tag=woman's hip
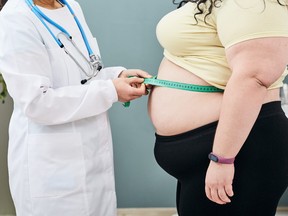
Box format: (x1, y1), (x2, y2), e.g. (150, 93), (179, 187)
(154, 101), (288, 179)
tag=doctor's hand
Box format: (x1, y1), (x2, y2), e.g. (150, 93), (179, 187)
(112, 76), (147, 102)
(205, 161), (234, 205)
(118, 69), (152, 79)
(119, 69), (152, 92)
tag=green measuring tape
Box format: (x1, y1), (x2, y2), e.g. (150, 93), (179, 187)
(123, 76), (224, 107)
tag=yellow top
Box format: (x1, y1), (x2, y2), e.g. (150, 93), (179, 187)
(156, 0), (288, 89)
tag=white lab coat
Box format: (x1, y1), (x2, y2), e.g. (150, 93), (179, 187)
(0, 0), (124, 215)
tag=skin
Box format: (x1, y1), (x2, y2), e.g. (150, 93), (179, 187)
(205, 37), (288, 205)
(33, 0), (151, 103)
(34, 0), (63, 9)
(115, 69), (151, 103)
(148, 36), (288, 205)
(156, 0), (288, 206)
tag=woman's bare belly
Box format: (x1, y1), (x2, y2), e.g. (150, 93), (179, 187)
(148, 57), (280, 136)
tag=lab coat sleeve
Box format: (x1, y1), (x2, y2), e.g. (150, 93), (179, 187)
(0, 12), (119, 125)
(95, 66), (125, 81)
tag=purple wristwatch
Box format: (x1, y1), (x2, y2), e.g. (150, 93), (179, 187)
(208, 152), (235, 164)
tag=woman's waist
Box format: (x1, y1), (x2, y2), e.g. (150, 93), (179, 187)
(148, 85), (222, 135)
(149, 58), (224, 114)
(156, 57), (216, 86)
(148, 86), (280, 115)
(148, 59), (281, 135)
(148, 87), (280, 135)
(153, 57), (280, 104)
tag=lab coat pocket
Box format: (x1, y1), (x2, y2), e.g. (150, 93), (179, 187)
(28, 133), (85, 198)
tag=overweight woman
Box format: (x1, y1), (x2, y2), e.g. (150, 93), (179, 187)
(148, 0), (288, 215)
(0, 0), (150, 215)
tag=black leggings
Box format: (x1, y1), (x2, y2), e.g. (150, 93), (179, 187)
(154, 101), (288, 216)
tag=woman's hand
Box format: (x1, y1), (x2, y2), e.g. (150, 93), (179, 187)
(205, 161), (235, 205)
(113, 69), (152, 102)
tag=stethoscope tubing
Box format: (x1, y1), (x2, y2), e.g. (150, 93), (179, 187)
(60, 0), (93, 56)
(58, 32), (99, 78)
(26, 0), (62, 46)
(26, 0), (69, 47)
(25, 0), (102, 81)
(26, 0), (91, 54)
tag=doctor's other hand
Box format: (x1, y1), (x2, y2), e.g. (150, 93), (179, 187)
(113, 75), (148, 103)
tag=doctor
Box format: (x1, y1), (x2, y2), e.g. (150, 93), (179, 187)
(0, 0), (151, 215)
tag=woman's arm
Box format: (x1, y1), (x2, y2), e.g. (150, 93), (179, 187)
(205, 37), (288, 205)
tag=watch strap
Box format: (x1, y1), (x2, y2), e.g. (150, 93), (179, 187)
(208, 152), (235, 164)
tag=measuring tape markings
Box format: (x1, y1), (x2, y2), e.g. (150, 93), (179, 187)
(123, 76), (224, 107)
(143, 77), (223, 93)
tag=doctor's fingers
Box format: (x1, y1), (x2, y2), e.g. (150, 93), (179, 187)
(121, 69), (152, 79)
(120, 88), (145, 102)
(126, 77), (145, 85)
(127, 77), (148, 92)
(133, 69), (153, 79)
(131, 83), (147, 96)
(113, 79), (146, 102)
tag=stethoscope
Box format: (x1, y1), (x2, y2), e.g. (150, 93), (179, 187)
(25, 0), (103, 84)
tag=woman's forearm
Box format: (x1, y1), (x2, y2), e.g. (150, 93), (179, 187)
(212, 75), (268, 158)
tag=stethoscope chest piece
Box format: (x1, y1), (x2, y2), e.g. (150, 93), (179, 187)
(57, 32), (103, 81)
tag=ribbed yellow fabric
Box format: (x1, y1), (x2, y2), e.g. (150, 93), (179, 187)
(156, 0), (288, 89)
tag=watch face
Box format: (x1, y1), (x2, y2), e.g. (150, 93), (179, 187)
(208, 153), (218, 162)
